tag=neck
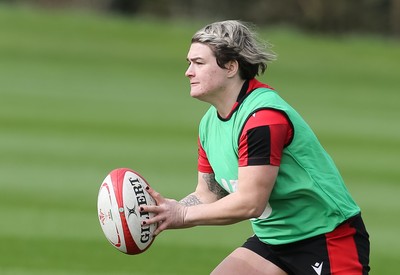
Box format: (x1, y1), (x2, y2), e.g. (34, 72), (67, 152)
(212, 79), (246, 118)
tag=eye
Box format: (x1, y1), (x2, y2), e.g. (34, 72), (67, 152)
(193, 60), (204, 66)
(187, 58), (205, 65)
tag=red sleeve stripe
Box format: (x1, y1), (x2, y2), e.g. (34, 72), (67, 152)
(197, 137), (213, 173)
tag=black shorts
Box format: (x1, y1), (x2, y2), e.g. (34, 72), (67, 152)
(242, 214), (370, 275)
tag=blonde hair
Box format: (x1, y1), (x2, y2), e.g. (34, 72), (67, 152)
(191, 20), (277, 80)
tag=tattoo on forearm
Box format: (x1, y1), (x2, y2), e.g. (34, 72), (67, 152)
(203, 173), (229, 200)
(180, 174), (228, 206)
(179, 194), (202, 206)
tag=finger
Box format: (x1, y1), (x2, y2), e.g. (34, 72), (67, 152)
(146, 186), (163, 203)
(153, 221), (168, 236)
(140, 205), (161, 214)
(142, 215), (164, 227)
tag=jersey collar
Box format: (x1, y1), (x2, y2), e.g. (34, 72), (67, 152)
(218, 78), (274, 121)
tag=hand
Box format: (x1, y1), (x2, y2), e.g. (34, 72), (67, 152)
(140, 186), (188, 236)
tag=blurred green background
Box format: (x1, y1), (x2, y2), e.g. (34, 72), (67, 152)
(0, 3), (399, 275)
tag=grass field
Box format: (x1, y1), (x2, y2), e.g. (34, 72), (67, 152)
(0, 5), (399, 274)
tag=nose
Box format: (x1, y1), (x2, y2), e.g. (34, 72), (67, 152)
(185, 64), (194, 78)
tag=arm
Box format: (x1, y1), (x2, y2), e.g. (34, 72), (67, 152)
(179, 172), (229, 206)
(180, 137), (228, 206)
(142, 165), (278, 235)
(142, 172), (230, 235)
(183, 165), (278, 226)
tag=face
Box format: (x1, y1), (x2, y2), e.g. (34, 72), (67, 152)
(185, 43), (230, 102)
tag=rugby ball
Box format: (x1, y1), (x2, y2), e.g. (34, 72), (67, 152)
(97, 168), (157, 255)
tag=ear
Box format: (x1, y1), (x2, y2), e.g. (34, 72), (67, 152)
(226, 60), (239, 78)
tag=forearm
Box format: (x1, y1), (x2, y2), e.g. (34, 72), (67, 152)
(179, 193), (203, 206)
(179, 173), (228, 207)
(142, 167), (276, 235)
(183, 192), (262, 226)
(180, 170), (268, 226)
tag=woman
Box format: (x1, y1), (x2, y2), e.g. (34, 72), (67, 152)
(141, 20), (370, 275)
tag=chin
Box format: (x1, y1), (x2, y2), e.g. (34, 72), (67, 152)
(190, 93), (200, 99)
(190, 90), (203, 99)
(190, 88), (211, 102)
